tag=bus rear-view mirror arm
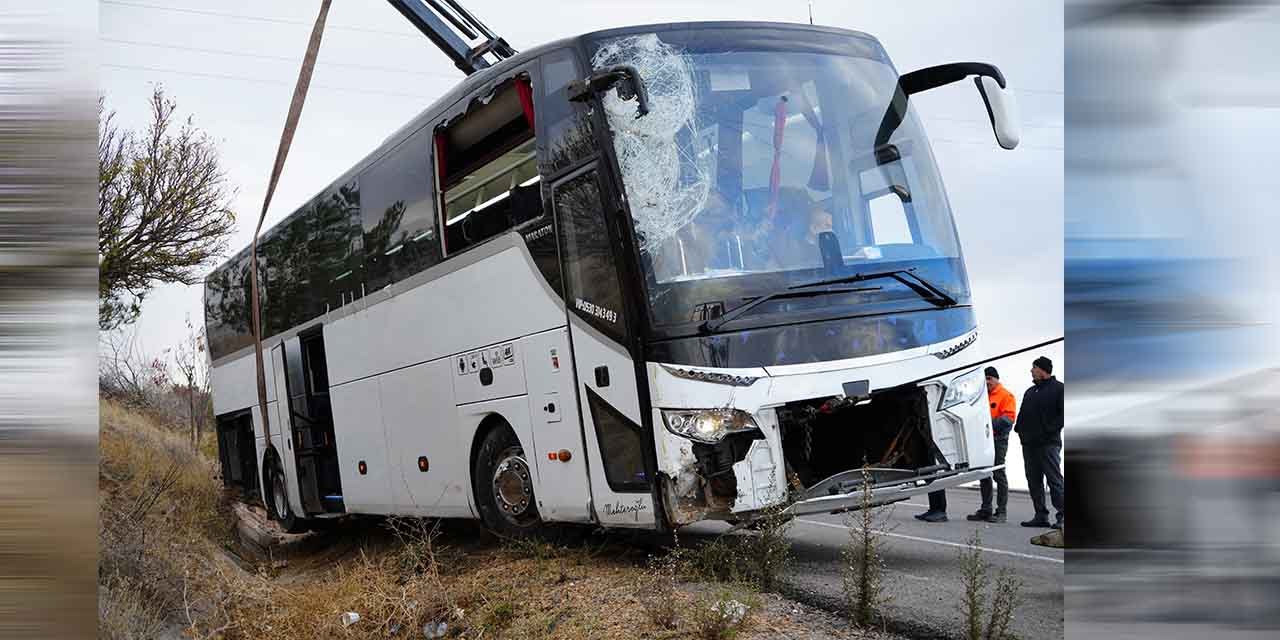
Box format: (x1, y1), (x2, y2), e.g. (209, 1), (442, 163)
(568, 65), (651, 118)
(874, 62), (1020, 157)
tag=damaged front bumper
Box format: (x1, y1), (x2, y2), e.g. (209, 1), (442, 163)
(654, 394), (997, 527)
(785, 465), (1001, 517)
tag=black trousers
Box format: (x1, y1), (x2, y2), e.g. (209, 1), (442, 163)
(928, 488), (947, 513)
(980, 437), (1010, 514)
(1023, 443), (1065, 522)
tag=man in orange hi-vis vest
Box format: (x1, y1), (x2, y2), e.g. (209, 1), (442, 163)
(968, 366), (1016, 523)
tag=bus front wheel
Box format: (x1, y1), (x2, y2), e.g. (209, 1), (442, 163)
(474, 426), (541, 537)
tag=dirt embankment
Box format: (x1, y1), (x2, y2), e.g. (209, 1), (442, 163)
(98, 398), (904, 639)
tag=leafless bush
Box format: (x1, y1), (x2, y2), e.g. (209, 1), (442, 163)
(98, 326), (163, 408)
(958, 531), (1023, 640)
(100, 326), (215, 447)
(842, 467), (894, 628)
(638, 549), (681, 629)
(384, 516), (446, 579)
(691, 587), (758, 640)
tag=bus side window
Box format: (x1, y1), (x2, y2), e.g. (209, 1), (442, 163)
(313, 178), (362, 310)
(439, 75), (542, 255)
(537, 49), (591, 177)
(361, 130), (440, 291)
(555, 168), (628, 342)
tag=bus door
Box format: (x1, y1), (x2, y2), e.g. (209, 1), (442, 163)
(276, 331), (344, 515)
(552, 164), (657, 527)
(269, 343), (304, 516)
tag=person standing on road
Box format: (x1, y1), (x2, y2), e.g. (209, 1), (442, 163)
(915, 487), (949, 523)
(1014, 356), (1065, 530)
(968, 366), (1016, 523)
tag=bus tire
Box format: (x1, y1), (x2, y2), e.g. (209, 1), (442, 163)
(264, 456), (307, 534)
(473, 425), (542, 537)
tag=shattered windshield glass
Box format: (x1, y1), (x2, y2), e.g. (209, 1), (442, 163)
(589, 28), (971, 332)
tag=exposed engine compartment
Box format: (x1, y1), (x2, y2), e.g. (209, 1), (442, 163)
(660, 385), (939, 526)
(778, 385), (936, 493)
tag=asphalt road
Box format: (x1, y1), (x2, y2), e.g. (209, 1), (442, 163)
(687, 488), (1064, 640)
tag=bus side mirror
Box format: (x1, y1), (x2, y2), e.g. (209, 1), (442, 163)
(875, 62), (1020, 153)
(568, 65), (651, 118)
(974, 75), (1020, 150)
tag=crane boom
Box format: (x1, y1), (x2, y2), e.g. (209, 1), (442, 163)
(387, 0), (516, 75)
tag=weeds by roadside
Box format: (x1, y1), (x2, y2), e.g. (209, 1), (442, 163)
(677, 496), (795, 591)
(639, 546), (682, 629)
(841, 467), (893, 628)
(692, 587), (760, 640)
(958, 531), (1023, 640)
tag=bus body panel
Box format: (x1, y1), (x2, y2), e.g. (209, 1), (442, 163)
(330, 376), (397, 514)
(211, 348), (275, 416)
(324, 241), (566, 388)
(381, 359), (472, 517)
(647, 330), (980, 413)
(520, 327), (595, 523)
(568, 316), (657, 527)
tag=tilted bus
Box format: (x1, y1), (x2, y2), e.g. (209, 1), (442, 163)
(205, 21), (1021, 534)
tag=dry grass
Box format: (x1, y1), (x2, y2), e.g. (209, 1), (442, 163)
(690, 586), (761, 640)
(97, 397), (814, 639)
(98, 398), (233, 640)
(675, 500), (794, 592)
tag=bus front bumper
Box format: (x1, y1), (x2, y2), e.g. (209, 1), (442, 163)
(786, 466), (1000, 517)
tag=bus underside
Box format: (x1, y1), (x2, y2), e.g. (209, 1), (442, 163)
(662, 385), (945, 525)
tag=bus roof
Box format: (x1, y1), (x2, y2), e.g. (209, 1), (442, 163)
(208, 21), (882, 276)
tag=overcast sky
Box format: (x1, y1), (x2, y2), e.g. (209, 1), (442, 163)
(99, 0), (1063, 374)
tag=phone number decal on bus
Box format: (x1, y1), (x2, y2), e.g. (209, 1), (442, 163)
(575, 298), (617, 324)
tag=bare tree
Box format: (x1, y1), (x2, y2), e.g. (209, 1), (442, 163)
(99, 325), (166, 408)
(171, 314), (211, 449)
(98, 86), (237, 330)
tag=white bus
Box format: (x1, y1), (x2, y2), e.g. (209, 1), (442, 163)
(205, 21), (1021, 535)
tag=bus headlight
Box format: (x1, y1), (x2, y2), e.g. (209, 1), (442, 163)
(663, 409), (759, 444)
(940, 368), (985, 410)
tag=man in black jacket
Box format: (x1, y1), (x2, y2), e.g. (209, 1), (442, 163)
(1014, 356), (1065, 529)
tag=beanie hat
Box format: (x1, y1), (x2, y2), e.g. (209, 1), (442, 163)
(984, 366), (999, 379)
(1033, 356), (1053, 375)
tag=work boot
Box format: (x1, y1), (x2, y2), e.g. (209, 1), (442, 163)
(915, 511), (948, 523)
(1021, 518), (1052, 528)
(966, 510), (992, 522)
(987, 511), (1007, 523)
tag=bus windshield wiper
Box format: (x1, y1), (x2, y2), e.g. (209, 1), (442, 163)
(790, 268), (958, 308)
(700, 284), (879, 334)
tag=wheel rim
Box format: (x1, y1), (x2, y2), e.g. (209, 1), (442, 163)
(491, 447), (534, 524)
(272, 468), (288, 518)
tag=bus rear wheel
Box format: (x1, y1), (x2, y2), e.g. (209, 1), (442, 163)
(264, 457), (307, 534)
(474, 426), (541, 537)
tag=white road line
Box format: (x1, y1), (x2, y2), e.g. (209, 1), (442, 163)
(796, 519), (1065, 564)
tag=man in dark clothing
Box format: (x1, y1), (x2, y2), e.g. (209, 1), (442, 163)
(1014, 356), (1065, 529)
(969, 366), (1015, 523)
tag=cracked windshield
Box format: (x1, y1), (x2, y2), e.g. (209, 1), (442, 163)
(594, 33), (971, 330)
